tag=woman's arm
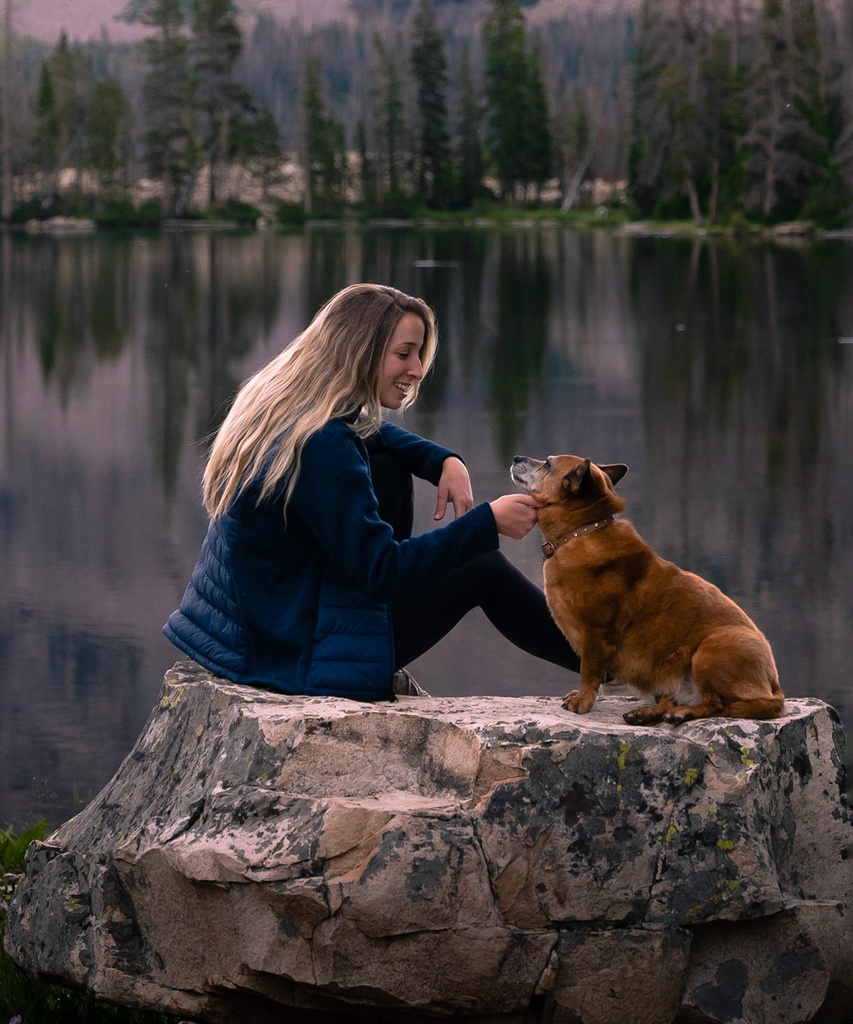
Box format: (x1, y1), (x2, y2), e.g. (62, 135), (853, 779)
(289, 421), (498, 603)
(375, 421), (458, 484)
(377, 422), (475, 519)
(434, 456), (474, 520)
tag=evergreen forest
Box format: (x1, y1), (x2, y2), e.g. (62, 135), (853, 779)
(0, 0), (851, 228)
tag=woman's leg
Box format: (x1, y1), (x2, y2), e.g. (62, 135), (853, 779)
(366, 446), (577, 675)
(390, 551), (581, 673)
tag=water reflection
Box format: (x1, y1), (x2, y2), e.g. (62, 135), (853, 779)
(0, 226), (850, 829)
(626, 238), (853, 754)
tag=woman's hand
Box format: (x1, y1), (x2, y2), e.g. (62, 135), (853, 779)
(435, 456), (474, 520)
(489, 494), (542, 539)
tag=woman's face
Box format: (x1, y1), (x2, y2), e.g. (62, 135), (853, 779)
(378, 312), (425, 409)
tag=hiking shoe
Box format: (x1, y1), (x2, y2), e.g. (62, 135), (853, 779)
(392, 668), (430, 696)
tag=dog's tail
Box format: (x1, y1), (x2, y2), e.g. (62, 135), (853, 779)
(726, 695), (786, 720)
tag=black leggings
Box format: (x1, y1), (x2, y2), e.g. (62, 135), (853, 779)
(391, 550), (581, 673)
(369, 446), (580, 675)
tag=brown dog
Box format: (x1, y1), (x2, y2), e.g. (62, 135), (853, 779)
(510, 455), (785, 725)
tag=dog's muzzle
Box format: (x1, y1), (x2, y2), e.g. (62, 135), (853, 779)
(511, 456), (542, 491)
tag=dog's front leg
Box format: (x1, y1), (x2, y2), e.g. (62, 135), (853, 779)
(562, 639), (610, 714)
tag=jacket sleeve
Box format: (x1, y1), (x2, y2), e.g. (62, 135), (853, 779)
(288, 420), (498, 603)
(374, 421), (460, 485)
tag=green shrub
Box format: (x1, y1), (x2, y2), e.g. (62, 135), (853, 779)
(210, 198), (262, 224)
(274, 200), (307, 226)
(368, 188), (420, 219)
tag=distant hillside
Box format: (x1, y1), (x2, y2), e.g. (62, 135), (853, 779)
(235, 0), (635, 174)
(13, 0), (636, 179)
(17, 0), (640, 43)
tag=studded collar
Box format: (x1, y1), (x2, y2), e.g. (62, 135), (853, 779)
(541, 514), (619, 559)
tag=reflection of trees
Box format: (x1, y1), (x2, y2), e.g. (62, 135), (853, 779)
(2, 231), (283, 504)
(614, 235), (853, 750)
(304, 228), (351, 322)
(488, 232), (553, 460)
(297, 228), (493, 430)
(142, 235), (203, 501)
(3, 235), (136, 407)
(413, 230), (489, 419)
(141, 232), (282, 502)
(631, 236), (852, 619)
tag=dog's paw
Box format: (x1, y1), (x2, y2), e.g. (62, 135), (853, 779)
(562, 689), (595, 714)
(623, 707), (665, 726)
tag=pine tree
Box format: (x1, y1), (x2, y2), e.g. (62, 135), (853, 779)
(190, 0), (247, 205)
(630, 0), (739, 224)
(355, 120), (375, 208)
(740, 0), (839, 220)
(556, 82), (598, 212)
(452, 44), (483, 208)
(789, 0), (847, 222)
(302, 51), (346, 214)
(47, 32), (95, 190)
(628, 0), (671, 215)
(410, 0), (451, 207)
(32, 63), (60, 187)
(698, 29), (748, 224)
(1, 0), (12, 221)
(371, 32), (406, 200)
(744, 0), (796, 217)
(832, 0), (853, 214)
(525, 39), (554, 199)
(234, 107), (283, 198)
(140, 0), (195, 216)
(482, 0), (530, 198)
(85, 78), (134, 190)
(482, 0), (551, 200)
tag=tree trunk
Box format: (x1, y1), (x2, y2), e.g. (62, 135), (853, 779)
(762, 83), (781, 218)
(162, 166), (173, 217)
(708, 156), (719, 225)
(683, 166), (703, 227)
(560, 102), (602, 213)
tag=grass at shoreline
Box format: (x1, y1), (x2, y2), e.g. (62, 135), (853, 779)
(7, 182), (852, 235)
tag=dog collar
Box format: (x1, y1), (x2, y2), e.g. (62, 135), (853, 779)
(541, 514), (619, 559)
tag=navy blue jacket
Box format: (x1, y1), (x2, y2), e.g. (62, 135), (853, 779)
(163, 419), (499, 700)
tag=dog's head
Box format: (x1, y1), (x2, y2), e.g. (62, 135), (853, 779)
(511, 455), (628, 513)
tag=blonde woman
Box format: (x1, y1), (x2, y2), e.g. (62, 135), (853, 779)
(164, 283), (580, 699)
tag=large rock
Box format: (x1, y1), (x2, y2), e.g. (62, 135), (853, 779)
(5, 661), (851, 1024)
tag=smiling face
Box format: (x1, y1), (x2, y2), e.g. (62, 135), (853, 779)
(378, 312), (425, 409)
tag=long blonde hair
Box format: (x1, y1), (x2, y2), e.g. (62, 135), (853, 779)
(203, 283), (438, 519)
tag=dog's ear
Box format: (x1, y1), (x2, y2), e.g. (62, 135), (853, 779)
(599, 463), (629, 487)
(563, 459), (591, 495)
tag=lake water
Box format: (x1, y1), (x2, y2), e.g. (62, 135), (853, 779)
(1, 225), (851, 829)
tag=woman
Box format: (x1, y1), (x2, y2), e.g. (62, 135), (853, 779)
(164, 283), (580, 700)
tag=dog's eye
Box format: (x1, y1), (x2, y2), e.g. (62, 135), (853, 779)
(544, 459), (552, 471)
